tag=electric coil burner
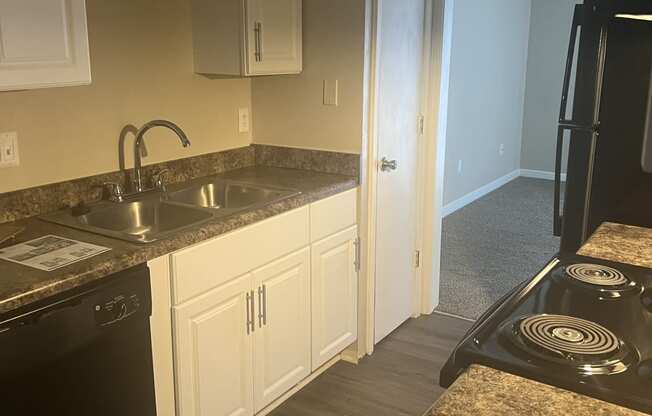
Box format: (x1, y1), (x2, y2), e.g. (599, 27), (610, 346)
(506, 314), (636, 376)
(565, 264), (629, 286)
(554, 261), (643, 298)
(440, 254), (652, 414)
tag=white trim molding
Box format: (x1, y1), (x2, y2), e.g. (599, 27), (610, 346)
(442, 169), (520, 217)
(442, 168), (568, 218)
(520, 169), (567, 182)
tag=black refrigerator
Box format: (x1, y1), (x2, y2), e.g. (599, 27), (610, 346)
(555, 0), (652, 253)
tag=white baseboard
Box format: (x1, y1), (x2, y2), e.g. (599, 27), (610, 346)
(520, 169), (567, 182)
(442, 168), (568, 218)
(442, 169), (520, 218)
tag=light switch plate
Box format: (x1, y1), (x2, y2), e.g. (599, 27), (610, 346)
(238, 107), (250, 133)
(323, 80), (339, 106)
(0, 131), (19, 168)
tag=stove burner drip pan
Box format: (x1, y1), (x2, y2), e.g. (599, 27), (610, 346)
(555, 263), (643, 298)
(505, 314), (637, 376)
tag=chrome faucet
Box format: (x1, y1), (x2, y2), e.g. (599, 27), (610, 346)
(132, 120), (191, 192)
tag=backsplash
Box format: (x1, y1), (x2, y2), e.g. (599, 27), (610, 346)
(0, 145), (360, 223)
(0, 147), (255, 224)
(254, 144), (360, 177)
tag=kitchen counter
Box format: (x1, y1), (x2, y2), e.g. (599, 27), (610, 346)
(578, 222), (652, 268)
(0, 166), (357, 316)
(427, 221), (652, 416)
(427, 365), (646, 416)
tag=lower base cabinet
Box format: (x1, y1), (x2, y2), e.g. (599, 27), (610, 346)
(311, 226), (358, 370)
(174, 273), (255, 416)
(253, 248), (311, 412)
(173, 248), (311, 416)
(171, 190), (358, 416)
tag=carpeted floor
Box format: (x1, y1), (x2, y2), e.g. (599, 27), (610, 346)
(436, 177), (561, 320)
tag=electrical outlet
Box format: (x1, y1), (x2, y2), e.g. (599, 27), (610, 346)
(0, 131), (19, 168)
(499, 143), (505, 156)
(457, 159), (463, 175)
(238, 108), (250, 133)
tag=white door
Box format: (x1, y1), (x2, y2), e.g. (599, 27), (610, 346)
(311, 226), (358, 370)
(0, 0), (91, 91)
(174, 273), (254, 416)
(252, 248), (311, 412)
(373, 0), (425, 343)
(244, 0), (302, 75)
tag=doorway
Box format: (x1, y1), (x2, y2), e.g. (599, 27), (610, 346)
(436, 0), (578, 319)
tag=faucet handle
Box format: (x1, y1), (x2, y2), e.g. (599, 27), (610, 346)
(151, 169), (170, 192)
(101, 182), (125, 202)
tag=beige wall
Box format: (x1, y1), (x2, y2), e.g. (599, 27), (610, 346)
(251, 0), (365, 154)
(0, 0), (251, 193)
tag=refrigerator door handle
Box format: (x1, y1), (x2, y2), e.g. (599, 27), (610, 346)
(553, 4), (583, 236)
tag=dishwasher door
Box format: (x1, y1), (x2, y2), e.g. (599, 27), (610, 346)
(0, 265), (156, 416)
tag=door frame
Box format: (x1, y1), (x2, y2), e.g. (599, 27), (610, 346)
(356, 0), (454, 356)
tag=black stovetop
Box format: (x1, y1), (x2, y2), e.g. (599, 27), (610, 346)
(441, 253), (652, 414)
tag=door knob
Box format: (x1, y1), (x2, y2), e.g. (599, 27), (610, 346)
(380, 157), (398, 172)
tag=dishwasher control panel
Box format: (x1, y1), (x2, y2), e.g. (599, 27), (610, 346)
(94, 293), (142, 326)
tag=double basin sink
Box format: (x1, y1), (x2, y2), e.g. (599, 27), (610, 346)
(41, 178), (300, 244)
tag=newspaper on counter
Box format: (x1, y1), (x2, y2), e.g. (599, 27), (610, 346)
(0, 235), (111, 271)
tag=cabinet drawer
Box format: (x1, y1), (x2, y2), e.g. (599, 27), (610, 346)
(171, 206), (309, 304)
(310, 188), (357, 242)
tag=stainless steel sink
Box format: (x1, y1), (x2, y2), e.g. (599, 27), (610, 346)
(166, 180), (300, 213)
(40, 179), (300, 244)
(41, 196), (214, 244)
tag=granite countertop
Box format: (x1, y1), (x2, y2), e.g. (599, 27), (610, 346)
(0, 166), (357, 316)
(427, 222), (652, 416)
(578, 222), (652, 268)
(427, 365), (646, 416)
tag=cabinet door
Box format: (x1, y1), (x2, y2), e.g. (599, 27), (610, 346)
(244, 0), (302, 75)
(174, 273), (255, 416)
(0, 0), (91, 91)
(311, 226), (358, 370)
(252, 248), (311, 412)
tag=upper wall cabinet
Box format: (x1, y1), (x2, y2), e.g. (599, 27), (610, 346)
(0, 0), (91, 91)
(191, 0), (302, 77)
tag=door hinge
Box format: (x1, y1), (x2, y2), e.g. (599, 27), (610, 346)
(353, 237), (361, 273)
(417, 114), (425, 136)
(414, 250), (421, 269)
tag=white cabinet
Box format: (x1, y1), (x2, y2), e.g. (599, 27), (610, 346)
(174, 273), (255, 416)
(252, 248), (310, 412)
(171, 190), (358, 416)
(191, 0), (302, 76)
(310, 226), (358, 370)
(244, 0), (302, 76)
(0, 0), (91, 91)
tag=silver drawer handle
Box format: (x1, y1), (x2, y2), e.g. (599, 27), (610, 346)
(380, 157), (398, 172)
(254, 22), (263, 62)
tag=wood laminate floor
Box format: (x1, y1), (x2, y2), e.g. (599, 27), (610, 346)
(269, 312), (474, 416)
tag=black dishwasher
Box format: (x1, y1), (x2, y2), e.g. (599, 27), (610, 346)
(0, 265), (156, 416)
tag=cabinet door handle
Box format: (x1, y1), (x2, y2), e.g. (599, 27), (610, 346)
(262, 284), (267, 326)
(254, 22), (263, 62)
(249, 290), (256, 332)
(257, 286), (264, 328)
(246, 292), (253, 334)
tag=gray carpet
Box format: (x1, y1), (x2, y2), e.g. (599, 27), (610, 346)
(436, 177), (560, 320)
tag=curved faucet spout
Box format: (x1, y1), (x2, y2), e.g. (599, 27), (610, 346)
(132, 120), (191, 192)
